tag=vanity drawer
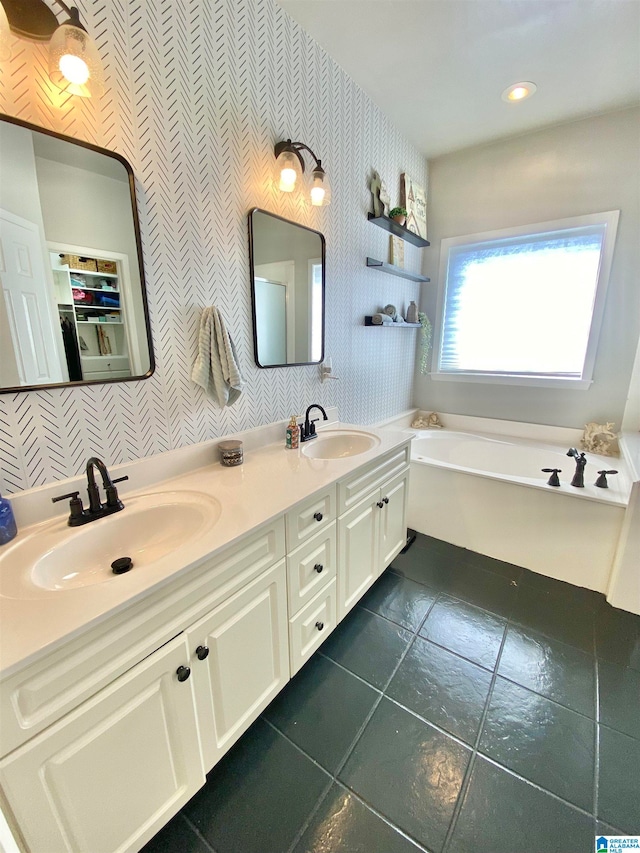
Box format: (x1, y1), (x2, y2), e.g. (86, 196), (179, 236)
(288, 578), (337, 676)
(338, 444), (410, 514)
(285, 486), (336, 550)
(0, 518), (285, 756)
(286, 522), (336, 616)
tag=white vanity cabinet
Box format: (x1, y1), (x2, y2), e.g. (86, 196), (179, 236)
(0, 435), (411, 853)
(0, 635), (204, 853)
(337, 446), (410, 620)
(285, 487), (338, 675)
(185, 559), (289, 771)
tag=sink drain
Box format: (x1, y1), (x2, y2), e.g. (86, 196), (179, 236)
(111, 557), (133, 575)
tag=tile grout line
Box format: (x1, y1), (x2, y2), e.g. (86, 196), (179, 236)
(441, 599), (513, 852)
(284, 593), (443, 853)
(180, 813), (219, 853)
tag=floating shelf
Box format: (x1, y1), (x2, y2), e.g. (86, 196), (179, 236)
(366, 257), (430, 283)
(364, 316), (421, 327)
(367, 213), (430, 248)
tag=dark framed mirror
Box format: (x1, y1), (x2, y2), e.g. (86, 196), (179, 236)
(248, 208), (325, 368)
(0, 114), (154, 392)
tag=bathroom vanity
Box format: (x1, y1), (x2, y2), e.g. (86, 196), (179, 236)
(0, 424), (410, 853)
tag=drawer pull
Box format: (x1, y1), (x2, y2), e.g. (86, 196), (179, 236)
(314, 512), (323, 522)
(383, 497), (389, 504)
(196, 645), (209, 661)
(377, 501), (384, 509)
(176, 665), (191, 682)
(314, 563), (324, 574)
(315, 621), (324, 631)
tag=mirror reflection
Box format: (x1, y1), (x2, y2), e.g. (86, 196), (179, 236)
(0, 115), (153, 391)
(249, 208), (325, 367)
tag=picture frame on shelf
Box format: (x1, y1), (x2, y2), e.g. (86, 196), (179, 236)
(390, 235), (404, 268)
(401, 173), (427, 239)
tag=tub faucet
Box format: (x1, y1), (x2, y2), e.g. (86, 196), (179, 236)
(566, 448), (587, 488)
(301, 404), (328, 442)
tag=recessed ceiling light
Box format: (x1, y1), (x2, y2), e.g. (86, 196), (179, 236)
(501, 82), (537, 103)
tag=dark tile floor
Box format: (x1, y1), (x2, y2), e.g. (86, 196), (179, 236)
(142, 534), (640, 853)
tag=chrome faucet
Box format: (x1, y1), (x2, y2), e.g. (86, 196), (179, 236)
(301, 404), (328, 442)
(52, 458), (128, 526)
(566, 448), (587, 487)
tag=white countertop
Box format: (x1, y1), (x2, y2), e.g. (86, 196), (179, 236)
(0, 423), (409, 678)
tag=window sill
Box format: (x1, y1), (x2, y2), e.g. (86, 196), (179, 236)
(429, 371), (593, 390)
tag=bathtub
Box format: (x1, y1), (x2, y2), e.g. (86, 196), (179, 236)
(406, 428), (631, 594)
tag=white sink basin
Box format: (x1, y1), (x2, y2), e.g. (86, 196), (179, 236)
(301, 429), (380, 460)
(0, 491), (221, 599)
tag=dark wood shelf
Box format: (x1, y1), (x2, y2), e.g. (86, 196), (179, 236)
(364, 316), (421, 327)
(366, 257), (430, 283)
(367, 213), (430, 248)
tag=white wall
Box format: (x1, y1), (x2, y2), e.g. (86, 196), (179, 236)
(0, 0), (427, 494)
(416, 108), (640, 429)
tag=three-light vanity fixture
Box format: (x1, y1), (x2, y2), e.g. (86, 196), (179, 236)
(0, 0), (104, 97)
(274, 139), (331, 207)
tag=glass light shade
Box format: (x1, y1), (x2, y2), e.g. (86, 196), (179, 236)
(0, 2), (12, 62)
(49, 22), (104, 97)
(275, 149), (302, 192)
(310, 167), (331, 207)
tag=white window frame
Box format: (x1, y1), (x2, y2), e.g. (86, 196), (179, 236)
(431, 210), (620, 390)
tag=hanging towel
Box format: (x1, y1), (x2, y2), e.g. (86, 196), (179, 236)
(192, 306), (245, 407)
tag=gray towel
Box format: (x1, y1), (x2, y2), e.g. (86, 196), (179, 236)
(371, 312), (393, 325)
(192, 306), (245, 407)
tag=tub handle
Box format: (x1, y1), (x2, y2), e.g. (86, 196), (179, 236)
(595, 470), (618, 488)
(542, 468), (562, 487)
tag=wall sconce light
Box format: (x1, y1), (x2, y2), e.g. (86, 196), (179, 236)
(274, 139), (331, 207)
(0, 0), (104, 97)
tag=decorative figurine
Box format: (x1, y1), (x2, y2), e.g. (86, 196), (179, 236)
(411, 411), (443, 429)
(370, 171), (383, 217)
(580, 422), (619, 456)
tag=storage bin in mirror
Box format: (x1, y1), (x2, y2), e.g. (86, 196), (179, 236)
(248, 208), (325, 367)
(0, 114), (154, 392)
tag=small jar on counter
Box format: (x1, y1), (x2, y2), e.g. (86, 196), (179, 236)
(218, 440), (243, 467)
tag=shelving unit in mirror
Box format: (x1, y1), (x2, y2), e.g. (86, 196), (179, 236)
(51, 251), (132, 382)
(366, 257), (430, 283)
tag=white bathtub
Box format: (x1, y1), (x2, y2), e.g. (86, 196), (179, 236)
(407, 429), (631, 594)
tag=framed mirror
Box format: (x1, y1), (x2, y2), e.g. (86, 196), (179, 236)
(248, 208), (325, 368)
(0, 114), (154, 392)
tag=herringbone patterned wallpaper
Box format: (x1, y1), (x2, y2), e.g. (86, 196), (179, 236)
(0, 0), (427, 493)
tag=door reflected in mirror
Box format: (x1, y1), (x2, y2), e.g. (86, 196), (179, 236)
(248, 208), (325, 367)
(0, 115), (154, 392)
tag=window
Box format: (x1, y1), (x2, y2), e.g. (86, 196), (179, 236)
(433, 211), (620, 389)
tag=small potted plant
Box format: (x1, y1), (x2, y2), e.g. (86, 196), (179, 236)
(389, 206), (408, 226)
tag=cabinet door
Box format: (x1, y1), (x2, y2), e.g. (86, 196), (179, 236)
(378, 471), (409, 574)
(338, 496), (379, 621)
(187, 560), (289, 771)
(0, 635), (204, 853)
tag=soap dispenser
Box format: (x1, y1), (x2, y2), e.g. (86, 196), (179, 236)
(0, 492), (17, 545)
(286, 416), (300, 450)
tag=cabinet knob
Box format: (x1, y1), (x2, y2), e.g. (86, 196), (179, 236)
(176, 665), (191, 682)
(314, 512), (323, 522)
(195, 645), (209, 661)
(315, 621), (324, 631)
(314, 563), (324, 573)
(377, 501), (384, 509)
(383, 497), (389, 504)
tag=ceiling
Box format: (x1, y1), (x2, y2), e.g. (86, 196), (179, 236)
(275, 0), (640, 159)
